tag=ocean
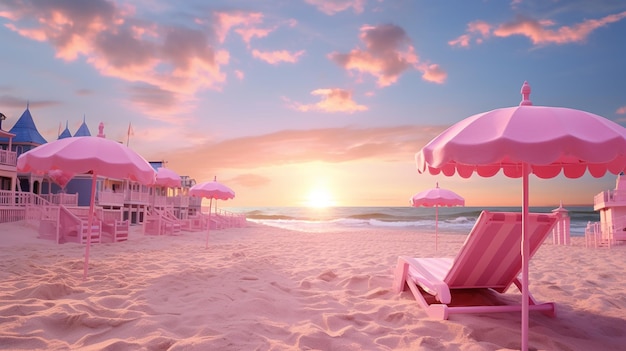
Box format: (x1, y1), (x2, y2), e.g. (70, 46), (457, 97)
(223, 206), (598, 236)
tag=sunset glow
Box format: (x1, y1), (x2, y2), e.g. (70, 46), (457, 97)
(304, 187), (336, 208)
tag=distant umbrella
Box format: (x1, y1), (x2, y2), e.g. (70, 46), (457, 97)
(410, 182), (464, 251)
(189, 176), (235, 249)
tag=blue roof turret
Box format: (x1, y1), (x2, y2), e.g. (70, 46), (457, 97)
(58, 120), (72, 139)
(0, 104), (47, 144)
(73, 115), (91, 137)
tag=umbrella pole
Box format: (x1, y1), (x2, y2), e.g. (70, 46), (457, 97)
(521, 163), (530, 351)
(83, 173), (97, 280)
(435, 205), (439, 251)
(206, 198), (213, 249)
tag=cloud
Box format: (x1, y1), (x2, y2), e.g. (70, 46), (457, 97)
(329, 24), (444, 86)
(160, 125), (446, 174)
(0, 1), (271, 118)
(419, 63), (447, 84)
(125, 84), (195, 123)
(213, 10), (265, 44)
(227, 173), (272, 188)
(617, 106), (626, 115)
(75, 89), (94, 96)
(252, 49), (305, 64)
(0, 95), (60, 109)
(305, 0), (365, 15)
(449, 20), (492, 47)
(450, 11), (626, 47)
(495, 12), (626, 45)
(285, 88), (367, 113)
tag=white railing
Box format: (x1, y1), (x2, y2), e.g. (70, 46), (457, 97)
(586, 214), (626, 248)
(98, 191), (125, 206)
(0, 149), (17, 166)
(0, 190), (52, 207)
(125, 189), (151, 204)
(594, 189), (626, 207)
(168, 195), (190, 208)
(42, 193), (78, 206)
(0, 207), (25, 222)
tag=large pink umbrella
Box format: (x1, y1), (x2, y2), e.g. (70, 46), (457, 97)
(189, 176), (235, 249)
(17, 136), (156, 279)
(410, 182), (464, 251)
(416, 81), (626, 350)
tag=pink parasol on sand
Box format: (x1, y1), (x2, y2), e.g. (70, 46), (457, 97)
(416, 81), (626, 350)
(17, 136), (156, 279)
(410, 182), (464, 251)
(189, 176), (235, 249)
(155, 167), (182, 188)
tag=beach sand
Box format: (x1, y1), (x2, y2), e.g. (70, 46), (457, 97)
(0, 220), (625, 350)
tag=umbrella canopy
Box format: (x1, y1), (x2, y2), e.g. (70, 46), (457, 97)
(410, 182), (464, 251)
(415, 81), (626, 350)
(155, 167), (182, 188)
(17, 136), (156, 279)
(47, 169), (75, 191)
(410, 182), (465, 207)
(189, 176), (235, 248)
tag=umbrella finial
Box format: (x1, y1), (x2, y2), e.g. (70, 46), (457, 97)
(520, 81), (532, 106)
(97, 122), (105, 138)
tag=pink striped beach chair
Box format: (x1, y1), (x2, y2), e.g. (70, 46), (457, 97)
(393, 211), (558, 320)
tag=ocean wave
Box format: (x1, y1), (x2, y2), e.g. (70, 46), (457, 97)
(235, 206), (594, 236)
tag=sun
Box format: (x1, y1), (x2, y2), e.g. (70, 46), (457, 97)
(305, 188), (335, 208)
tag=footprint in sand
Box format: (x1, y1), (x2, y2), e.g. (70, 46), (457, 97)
(317, 270), (338, 282)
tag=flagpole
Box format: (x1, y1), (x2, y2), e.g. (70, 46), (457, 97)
(127, 122), (132, 147)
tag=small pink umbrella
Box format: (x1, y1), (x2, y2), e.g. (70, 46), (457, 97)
(155, 167), (182, 188)
(410, 182), (464, 251)
(17, 136), (156, 279)
(153, 167), (182, 204)
(189, 176), (235, 249)
(416, 81), (626, 350)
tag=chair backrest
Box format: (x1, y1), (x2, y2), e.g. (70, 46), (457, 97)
(445, 211), (558, 291)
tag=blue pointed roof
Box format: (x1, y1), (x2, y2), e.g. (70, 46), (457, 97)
(0, 106), (47, 144)
(58, 121), (72, 139)
(73, 115), (91, 137)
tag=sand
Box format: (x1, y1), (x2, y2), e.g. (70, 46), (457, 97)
(0, 220), (625, 350)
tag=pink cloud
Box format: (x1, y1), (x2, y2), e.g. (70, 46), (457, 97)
(495, 12), (626, 45)
(419, 63), (447, 84)
(228, 173), (272, 188)
(305, 0), (365, 15)
(451, 12), (626, 48)
(160, 125), (445, 174)
(252, 49), (305, 64)
(449, 20), (492, 48)
(617, 106), (626, 115)
(213, 11), (264, 44)
(330, 24), (444, 86)
(0, 1), (255, 118)
(235, 27), (274, 45)
(234, 70), (245, 80)
(286, 88), (368, 113)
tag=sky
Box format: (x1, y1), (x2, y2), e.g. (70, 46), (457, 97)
(1, 0), (626, 208)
